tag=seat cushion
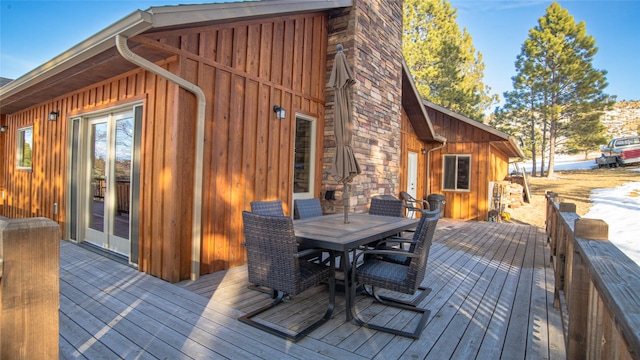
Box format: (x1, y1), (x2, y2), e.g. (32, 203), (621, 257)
(356, 259), (415, 294)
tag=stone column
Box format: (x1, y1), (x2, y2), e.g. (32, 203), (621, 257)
(325, 0), (404, 214)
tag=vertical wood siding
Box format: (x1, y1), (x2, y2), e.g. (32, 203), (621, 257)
(137, 13), (328, 279)
(400, 109), (428, 201)
(2, 12), (329, 282)
(2, 70), (151, 232)
(425, 108), (510, 221)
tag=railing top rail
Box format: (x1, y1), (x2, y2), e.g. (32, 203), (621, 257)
(575, 237), (640, 356)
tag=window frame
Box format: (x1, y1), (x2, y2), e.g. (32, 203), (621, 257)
(17, 126), (34, 170)
(442, 154), (471, 192)
(291, 113), (317, 202)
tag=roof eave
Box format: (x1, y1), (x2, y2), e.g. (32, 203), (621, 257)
(0, 0), (353, 109)
(0, 10), (153, 101)
(148, 0), (353, 28)
(401, 60), (443, 143)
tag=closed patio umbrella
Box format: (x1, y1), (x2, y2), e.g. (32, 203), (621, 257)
(329, 44), (360, 223)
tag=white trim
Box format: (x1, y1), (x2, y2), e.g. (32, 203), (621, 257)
(292, 113), (318, 202)
(442, 154), (472, 192)
(16, 126), (34, 170)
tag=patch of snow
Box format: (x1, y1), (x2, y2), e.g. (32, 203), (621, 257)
(584, 178), (640, 267)
(509, 155), (598, 174)
(515, 154), (599, 173)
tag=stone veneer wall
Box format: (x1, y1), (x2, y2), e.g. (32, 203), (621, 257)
(323, 0), (404, 214)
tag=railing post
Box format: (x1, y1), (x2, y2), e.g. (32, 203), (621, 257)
(1, 217), (60, 360)
(553, 202), (577, 309)
(567, 218), (608, 360)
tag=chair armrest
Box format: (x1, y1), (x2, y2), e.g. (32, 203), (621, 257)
(376, 238), (417, 248)
(352, 248), (417, 272)
(294, 248), (327, 258)
(364, 249), (418, 258)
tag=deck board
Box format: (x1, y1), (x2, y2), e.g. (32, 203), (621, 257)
(59, 220), (566, 359)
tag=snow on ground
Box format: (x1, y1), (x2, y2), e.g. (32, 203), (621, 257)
(584, 175), (640, 267)
(516, 154), (598, 173)
(516, 154), (640, 267)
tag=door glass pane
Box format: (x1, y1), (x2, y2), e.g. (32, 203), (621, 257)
(89, 122), (107, 231)
(294, 119), (312, 193)
(112, 117), (133, 239)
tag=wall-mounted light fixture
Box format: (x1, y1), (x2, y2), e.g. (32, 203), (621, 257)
(273, 105), (286, 120)
(0, 125), (8, 132)
(48, 110), (60, 121)
(421, 148), (427, 155)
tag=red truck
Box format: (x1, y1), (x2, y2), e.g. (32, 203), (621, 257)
(596, 135), (640, 167)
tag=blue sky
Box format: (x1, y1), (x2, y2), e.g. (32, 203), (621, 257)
(449, 0), (640, 107)
(1, 0), (639, 111)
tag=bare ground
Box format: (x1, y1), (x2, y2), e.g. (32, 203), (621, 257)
(505, 165), (640, 228)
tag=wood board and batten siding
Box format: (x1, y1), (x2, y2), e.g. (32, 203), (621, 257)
(1, 12), (329, 282)
(137, 13), (329, 278)
(399, 108), (428, 201)
(426, 107), (511, 221)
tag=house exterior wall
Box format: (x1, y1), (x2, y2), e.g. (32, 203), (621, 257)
(0, 12), (330, 282)
(426, 107), (511, 221)
(142, 12), (329, 278)
(400, 108), (428, 201)
(0, 69), (154, 227)
(324, 0), (404, 214)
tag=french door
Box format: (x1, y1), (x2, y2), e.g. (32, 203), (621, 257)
(83, 111), (133, 256)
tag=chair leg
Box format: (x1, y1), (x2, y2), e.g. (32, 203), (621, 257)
(349, 286), (431, 339)
(247, 284), (277, 298)
(374, 285), (432, 307)
(239, 281), (335, 342)
(350, 291), (430, 339)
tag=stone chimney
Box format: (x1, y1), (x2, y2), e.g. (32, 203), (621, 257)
(325, 0), (404, 213)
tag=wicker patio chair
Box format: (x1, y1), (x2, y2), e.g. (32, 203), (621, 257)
(400, 191), (429, 218)
(247, 200), (286, 295)
(294, 198), (323, 219)
(250, 200), (284, 216)
(349, 214), (439, 339)
(371, 209), (440, 306)
(369, 196), (404, 217)
(239, 211), (335, 342)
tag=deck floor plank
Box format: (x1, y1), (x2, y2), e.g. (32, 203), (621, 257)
(59, 220), (565, 359)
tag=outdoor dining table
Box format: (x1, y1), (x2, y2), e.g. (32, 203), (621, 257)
(294, 213), (419, 321)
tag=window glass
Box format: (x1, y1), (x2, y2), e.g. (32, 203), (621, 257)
(443, 154), (471, 191)
(17, 127), (33, 168)
(293, 118), (312, 193)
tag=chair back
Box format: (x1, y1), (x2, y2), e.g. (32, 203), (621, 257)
(421, 208), (440, 219)
(294, 198), (323, 219)
(369, 197), (404, 217)
(400, 191), (421, 208)
(250, 200), (284, 216)
(242, 211), (300, 294)
(406, 215), (439, 291)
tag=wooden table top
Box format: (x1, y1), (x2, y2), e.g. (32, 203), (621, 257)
(294, 213), (418, 252)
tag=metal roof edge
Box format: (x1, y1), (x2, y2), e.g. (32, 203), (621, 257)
(0, 10), (153, 101)
(1, 0), (353, 104)
(149, 0), (352, 27)
(402, 60), (443, 143)
(421, 99), (512, 141)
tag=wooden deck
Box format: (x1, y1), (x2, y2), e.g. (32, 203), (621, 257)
(59, 220), (566, 359)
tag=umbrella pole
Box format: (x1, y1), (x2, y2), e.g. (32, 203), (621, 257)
(343, 181), (349, 223)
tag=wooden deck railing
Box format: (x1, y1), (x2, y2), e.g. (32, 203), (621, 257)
(546, 192), (640, 359)
(1, 217), (60, 359)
